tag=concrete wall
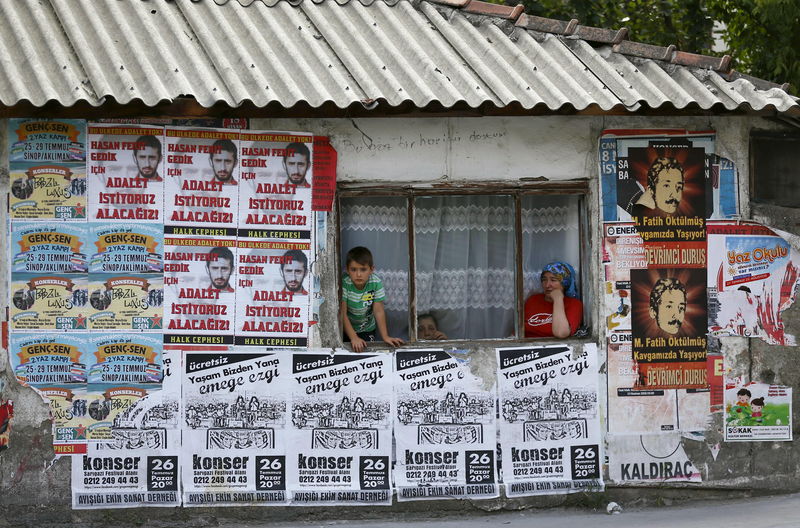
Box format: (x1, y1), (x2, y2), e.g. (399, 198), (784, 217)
(2, 114), (800, 521)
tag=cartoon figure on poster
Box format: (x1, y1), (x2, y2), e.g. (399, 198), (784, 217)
(724, 381), (792, 441)
(630, 269), (707, 389)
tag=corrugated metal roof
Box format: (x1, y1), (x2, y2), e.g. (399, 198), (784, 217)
(0, 0), (797, 115)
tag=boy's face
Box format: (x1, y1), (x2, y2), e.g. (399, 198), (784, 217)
(737, 393), (750, 405)
(418, 317), (438, 340)
(346, 261), (373, 289)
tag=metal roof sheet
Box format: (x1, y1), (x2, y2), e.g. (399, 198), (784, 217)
(0, 0), (797, 115)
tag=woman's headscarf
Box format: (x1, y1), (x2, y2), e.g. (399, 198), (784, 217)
(541, 262), (579, 299)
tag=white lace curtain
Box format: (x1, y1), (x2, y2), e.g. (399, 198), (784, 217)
(340, 194), (581, 340)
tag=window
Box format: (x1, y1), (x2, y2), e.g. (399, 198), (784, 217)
(339, 188), (588, 341)
(751, 131), (800, 208)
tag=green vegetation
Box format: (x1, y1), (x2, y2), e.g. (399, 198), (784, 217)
(506, 0), (800, 91)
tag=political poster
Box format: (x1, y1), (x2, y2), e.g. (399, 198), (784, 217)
(708, 221), (800, 345)
(10, 333), (88, 389)
(11, 222), (88, 275)
(630, 268), (708, 389)
(497, 345), (603, 496)
(607, 432), (701, 483)
(89, 223), (163, 275)
(288, 352), (393, 506)
(393, 349), (498, 501)
(181, 351), (289, 506)
(238, 131), (313, 231)
(233, 238), (311, 347)
(724, 380), (792, 442)
(8, 119), (87, 220)
(72, 349), (181, 509)
(163, 228), (237, 346)
(164, 127), (239, 228)
(87, 124), (164, 223)
(9, 274), (88, 331)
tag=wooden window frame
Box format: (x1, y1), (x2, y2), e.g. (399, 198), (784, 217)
(337, 181), (590, 344)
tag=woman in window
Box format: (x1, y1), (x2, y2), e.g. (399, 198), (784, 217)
(524, 262), (582, 338)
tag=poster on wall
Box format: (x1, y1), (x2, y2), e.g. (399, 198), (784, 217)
(496, 345), (603, 496)
(237, 131), (313, 230)
(393, 349), (498, 501)
(8, 119), (87, 220)
(88, 223), (163, 275)
(630, 268), (708, 389)
(9, 274), (89, 331)
(87, 274), (163, 331)
(87, 124), (164, 222)
(72, 349), (181, 509)
(724, 380), (792, 442)
(162, 229), (237, 346)
(708, 221), (800, 345)
(164, 127), (239, 228)
(607, 432), (701, 483)
(181, 351), (289, 506)
(233, 239), (311, 347)
(288, 352), (393, 506)
(10, 334), (88, 389)
(11, 223), (88, 275)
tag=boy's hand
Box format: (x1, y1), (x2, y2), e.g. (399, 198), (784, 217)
(351, 337), (367, 352)
(384, 336), (405, 347)
(429, 331), (448, 340)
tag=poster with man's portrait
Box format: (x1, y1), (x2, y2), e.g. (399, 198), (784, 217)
(631, 268), (708, 389)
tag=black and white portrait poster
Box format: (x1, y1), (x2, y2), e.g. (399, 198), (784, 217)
(496, 345), (603, 496)
(72, 349), (181, 509)
(288, 352), (392, 506)
(393, 349), (498, 501)
(181, 351), (289, 506)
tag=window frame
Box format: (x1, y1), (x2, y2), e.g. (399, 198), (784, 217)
(337, 181), (590, 344)
(750, 130), (800, 208)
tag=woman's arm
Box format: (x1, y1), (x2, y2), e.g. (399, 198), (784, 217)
(549, 289), (571, 338)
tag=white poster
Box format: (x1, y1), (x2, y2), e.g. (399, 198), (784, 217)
(496, 345), (603, 496)
(181, 350), (289, 506)
(288, 352), (392, 506)
(608, 432), (701, 483)
(71, 349), (181, 508)
(393, 349), (498, 501)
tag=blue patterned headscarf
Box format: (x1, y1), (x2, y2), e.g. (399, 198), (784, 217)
(541, 262), (579, 299)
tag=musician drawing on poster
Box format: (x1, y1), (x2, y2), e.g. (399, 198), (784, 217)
(502, 386), (596, 442)
(87, 125), (164, 223)
(630, 268), (707, 389)
(87, 274), (163, 331)
(10, 274), (88, 331)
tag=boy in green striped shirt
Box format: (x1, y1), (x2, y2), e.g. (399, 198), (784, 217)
(340, 246), (405, 352)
